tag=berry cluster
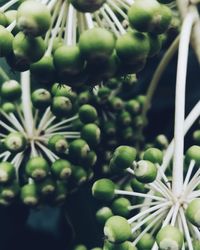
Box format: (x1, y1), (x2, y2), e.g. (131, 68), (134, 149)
(0, 0), (173, 87)
(0, 71), (100, 207)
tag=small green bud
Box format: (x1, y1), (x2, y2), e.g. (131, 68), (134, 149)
(79, 104), (98, 124)
(25, 156), (49, 180)
(186, 199), (200, 227)
(134, 160), (157, 183)
(96, 207), (113, 225)
(51, 159), (72, 180)
(111, 198), (131, 217)
(143, 148), (163, 164)
(92, 179), (115, 201)
(104, 216), (132, 243)
(156, 225), (183, 250)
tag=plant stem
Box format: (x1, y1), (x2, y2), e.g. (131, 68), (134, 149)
(115, 189), (167, 201)
(180, 207), (193, 250)
(162, 100), (200, 173)
(21, 71), (34, 137)
(172, 12), (197, 196)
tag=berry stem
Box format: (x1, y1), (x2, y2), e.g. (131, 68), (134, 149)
(45, 0), (62, 44)
(45, 115), (78, 133)
(21, 71), (34, 137)
(170, 202), (179, 226)
(0, 0), (19, 12)
(6, 20), (16, 32)
(182, 160), (195, 191)
(128, 201), (171, 224)
(65, 4), (76, 45)
(115, 189), (167, 201)
(131, 206), (167, 233)
(107, 0), (128, 19)
(179, 207), (193, 250)
(172, 12), (196, 196)
(162, 100), (200, 173)
(47, 0), (58, 11)
(0, 120), (17, 132)
(133, 210), (167, 246)
(103, 4), (126, 34)
(45, 1), (66, 56)
(84, 13), (95, 29)
(100, 8), (120, 37)
(36, 141), (58, 162)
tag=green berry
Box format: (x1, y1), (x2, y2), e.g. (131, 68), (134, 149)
(51, 96), (72, 116)
(128, 0), (172, 34)
(4, 132), (27, 153)
(96, 207), (113, 225)
(143, 148), (163, 164)
(79, 28), (115, 61)
(79, 104), (98, 124)
(73, 245), (87, 250)
(1, 80), (21, 100)
(51, 159), (72, 180)
(186, 199), (200, 227)
(126, 100), (140, 115)
(185, 146), (200, 165)
(92, 179), (115, 201)
(31, 88), (52, 110)
(1, 181), (20, 201)
(81, 123), (101, 146)
(130, 178), (146, 193)
(110, 146), (137, 171)
(111, 198), (131, 217)
(71, 0), (105, 12)
(30, 56), (56, 84)
(12, 32), (46, 63)
(134, 160), (157, 183)
(156, 225), (183, 250)
(25, 157), (49, 180)
(48, 135), (68, 154)
(116, 31), (150, 64)
(17, 0), (51, 36)
(0, 25), (14, 57)
(0, 162), (15, 183)
(54, 45), (85, 76)
(193, 130), (200, 144)
(38, 177), (56, 196)
(137, 233), (154, 250)
(69, 139), (90, 160)
(104, 216), (132, 243)
(104, 240), (137, 250)
(1, 102), (16, 113)
(21, 183), (39, 206)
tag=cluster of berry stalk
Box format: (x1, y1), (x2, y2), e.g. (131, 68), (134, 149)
(1, 0), (200, 250)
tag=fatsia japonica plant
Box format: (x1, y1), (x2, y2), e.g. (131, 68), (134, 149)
(91, 1), (200, 250)
(0, 0), (200, 249)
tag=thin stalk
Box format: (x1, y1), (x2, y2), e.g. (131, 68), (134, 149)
(128, 201), (171, 224)
(183, 160), (195, 191)
(0, 0), (19, 12)
(172, 12), (197, 196)
(115, 189), (167, 201)
(180, 207), (193, 250)
(21, 71), (34, 137)
(162, 100), (200, 173)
